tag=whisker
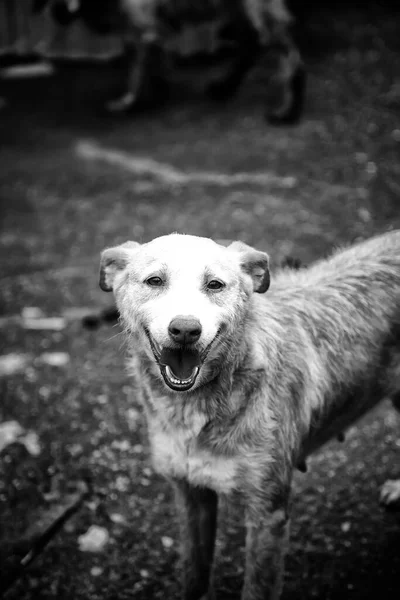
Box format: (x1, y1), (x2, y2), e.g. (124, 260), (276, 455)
(104, 330), (125, 343)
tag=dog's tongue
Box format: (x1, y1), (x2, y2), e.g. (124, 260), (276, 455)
(159, 347), (201, 380)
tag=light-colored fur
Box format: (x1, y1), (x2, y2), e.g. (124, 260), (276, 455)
(100, 231), (400, 600)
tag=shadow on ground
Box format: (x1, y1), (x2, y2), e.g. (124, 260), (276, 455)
(0, 2), (400, 599)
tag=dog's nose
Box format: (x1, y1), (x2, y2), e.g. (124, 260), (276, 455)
(168, 316), (202, 344)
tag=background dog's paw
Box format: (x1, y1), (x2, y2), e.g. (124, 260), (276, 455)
(198, 593), (215, 600)
(380, 479), (400, 508)
(105, 92), (136, 113)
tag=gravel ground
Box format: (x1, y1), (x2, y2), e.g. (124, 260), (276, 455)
(1, 2), (400, 599)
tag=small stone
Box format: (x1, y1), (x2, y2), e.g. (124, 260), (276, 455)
(161, 536), (174, 549)
(115, 475), (130, 492)
(78, 525), (109, 552)
(140, 569), (149, 578)
(110, 513), (126, 524)
(358, 208), (371, 223)
(0, 354), (30, 377)
(111, 439), (131, 452)
(90, 567), (104, 577)
(341, 521), (351, 533)
(0, 420), (24, 451)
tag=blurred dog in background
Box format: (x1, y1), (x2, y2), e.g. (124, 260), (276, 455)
(34, 0), (305, 122)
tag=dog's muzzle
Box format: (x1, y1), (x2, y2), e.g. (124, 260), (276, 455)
(145, 328), (221, 392)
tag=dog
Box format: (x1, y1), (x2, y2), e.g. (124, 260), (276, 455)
(99, 231), (400, 600)
(36, 0), (304, 123)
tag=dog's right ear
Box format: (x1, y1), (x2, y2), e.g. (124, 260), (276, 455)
(99, 241), (140, 292)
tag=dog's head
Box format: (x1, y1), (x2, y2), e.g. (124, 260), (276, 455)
(99, 234), (269, 393)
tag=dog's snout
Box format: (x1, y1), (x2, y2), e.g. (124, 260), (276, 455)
(168, 316), (202, 344)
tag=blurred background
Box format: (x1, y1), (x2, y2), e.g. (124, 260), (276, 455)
(1, 1), (400, 599)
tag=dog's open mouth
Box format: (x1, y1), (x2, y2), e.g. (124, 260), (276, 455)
(159, 347), (201, 392)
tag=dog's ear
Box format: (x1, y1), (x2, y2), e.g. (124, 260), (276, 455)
(99, 241), (140, 292)
(228, 241), (270, 293)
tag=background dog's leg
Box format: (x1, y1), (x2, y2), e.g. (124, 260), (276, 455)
(242, 497), (290, 600)
(173, 480), (218, 600)
(263, 32), (305, 125)
(207, 16), (260, 102)
(380, 393), (400, 508)
(106, 40), (167, 113)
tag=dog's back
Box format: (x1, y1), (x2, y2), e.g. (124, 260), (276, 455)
(253, 230), (400, 454)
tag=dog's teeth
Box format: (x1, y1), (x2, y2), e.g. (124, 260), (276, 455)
(165, 365), (199, 386)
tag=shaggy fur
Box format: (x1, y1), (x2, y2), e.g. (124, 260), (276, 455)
(40, 0), (304, 122)
(99, 231), (400, 600)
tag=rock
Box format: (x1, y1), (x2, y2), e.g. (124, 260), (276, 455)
(78, 526), (109, 552)
(0, 354), (30, 377)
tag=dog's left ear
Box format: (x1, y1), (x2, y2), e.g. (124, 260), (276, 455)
(99, 241), (140, 292)
(228, 241), (270, 293)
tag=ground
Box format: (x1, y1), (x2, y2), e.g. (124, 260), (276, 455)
(1, 1), (400, 599)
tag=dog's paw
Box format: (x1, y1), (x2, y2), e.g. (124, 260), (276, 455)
(198, 592), (215, 600)
(105, 92), (136, 113)
(380, 479), (400, 508)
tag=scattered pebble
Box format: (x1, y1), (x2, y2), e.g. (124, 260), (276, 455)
(96, 394), (108, 405)
(85, 500), (100, 512)
(341, 521), (351, 533)
(0, 421), (40, 455)
(67, 443), (83, 457)
(161, 536), (174, 549)
(110, 513), (126, 524)
(111, 439), (131, 452)
(358, 208), (371, 223)
(0, 420), (24, 451)
(0, 353), (30, 376)
(140, 569), (149, 578)
(40, 352), (70, 367)
(115, 475), (130, 492)
(78, 525), (110, 552)
(90, 566), (104, 577)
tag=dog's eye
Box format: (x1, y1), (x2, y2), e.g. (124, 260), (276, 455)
(145, 276), (163, 287)
(207, 280), (225, 291)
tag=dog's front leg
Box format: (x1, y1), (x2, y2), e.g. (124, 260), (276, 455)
(106, 39), (167, 113)
(242, 494), (290, 600)
(173, 479), (218, 600)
